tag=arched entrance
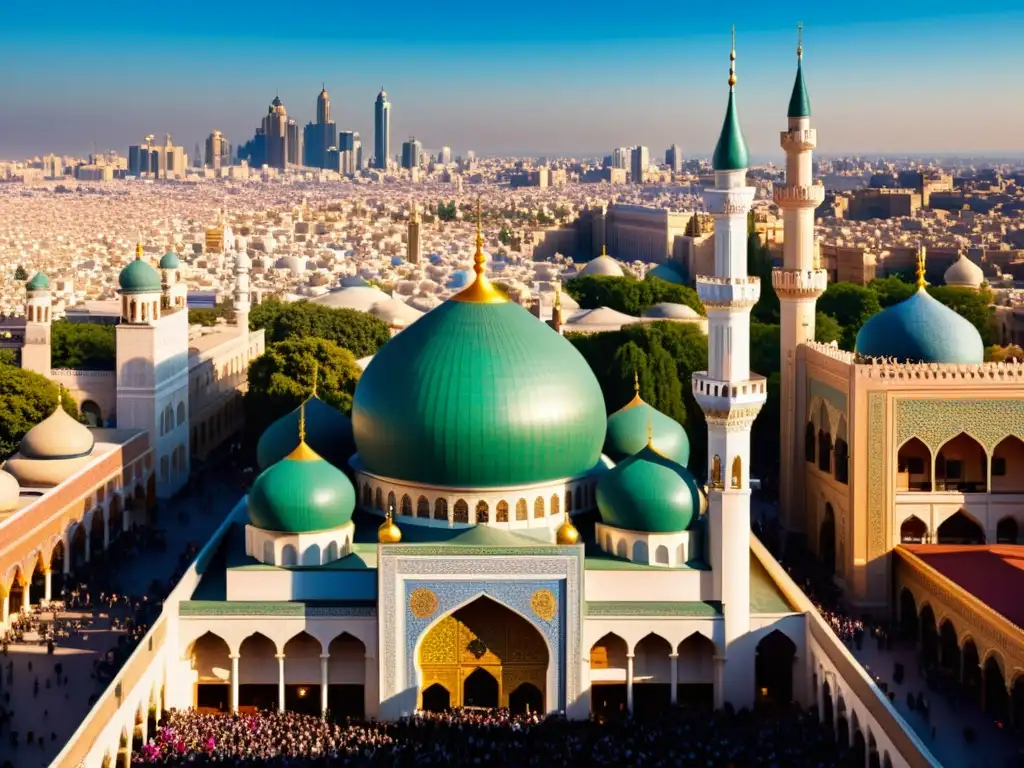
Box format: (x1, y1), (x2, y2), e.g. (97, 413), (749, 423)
(937, 511), (984, 544)
(899, 588), (918, 642)
(819, 504), (836, 577)
(416, 596), (548, 711)
(189, 632), (231, 711)
(822, 681), (834, 730)
(900, 515), (928, 544)
(983, 656), (1007, 720)
(590, 632), (628, 718)
(996, 516), (1018, 544)
(508, 682), (543, 714)
(422, 683), (450, 712)
(939, 621), (959, 674)
(81, 400), (103, 427)
(754, 630), (796, 708)
(962, 639), (981, 695)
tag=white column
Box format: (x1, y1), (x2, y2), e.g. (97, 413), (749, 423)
(320, 655), (330, 716)
(154, 690), (163, 726)
(230, 654), (240, 713)
(669, 653), (678, 705)
(626, 653), (635, 714)
(1, 593), (8, 628)
(276, 654), (286, 712)
(43, 569), (51, 605)
(20, 580), (30, 615)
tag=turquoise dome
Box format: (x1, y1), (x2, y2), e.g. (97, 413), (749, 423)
(119, 258), (162, 294)
(26, 272), (49, 291)
(248, 442), (355, 533)
(647, 262), (689, 285)
(256, 396), (355, 471)
(352, 298), (607, 487)
(605, 394), (690, 466)
(159, 251), (181, 269)
(596, 444), (701, 533)
(855, 288), (984, 364)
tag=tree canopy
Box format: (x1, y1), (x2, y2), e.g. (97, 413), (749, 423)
(51, 320), (116, 371)
(563, 275), (704, 318)
(985, 344), (1024, 362)
(747, 231), (779, 324)
(0, 364), (79, 459)
(14, 265), (27, 281)
(436, 201), (458, 222)
(248, 300), (391, 358)
(243, 337), (362, 446)
(189, 299), (236, 328)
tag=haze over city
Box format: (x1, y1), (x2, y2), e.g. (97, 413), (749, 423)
(2, 1), (1023, 159)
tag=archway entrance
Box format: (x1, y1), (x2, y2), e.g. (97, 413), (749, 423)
(417, 596), (549, 711)
(508, 683), (543, 714)
(755, 630), (796, 708)
(819, 504), (836, 577)
(937, 511), (984, 544)
(463, 668), (499, 708)
(899, 588), (918, 642)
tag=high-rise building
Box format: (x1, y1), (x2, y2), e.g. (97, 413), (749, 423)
(303, 86), (338, 170)
(630, 145), (649, 183)
(401, 138), (421, 170)
(773, 29), (826, 530)
(438, 146), (452, 165)
(407, 206), (422, 264)
(354, 134), (363, 170)
(128, 134), (186, 179)
(205, 131), (229, 170)
(286, 120), (302, 166)
(666, 144), (683, 174)
(261, 96), (289, 170)
(374, 88), (391, 170)
(338, 131), (358, 176)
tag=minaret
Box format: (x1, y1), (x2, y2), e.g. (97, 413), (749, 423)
(22, 272), (52, 375)
(234, 247), (251, 335)
(407, 205), (422, 264)
(692, 28), (766, 711)
(773, 24), (827, 535)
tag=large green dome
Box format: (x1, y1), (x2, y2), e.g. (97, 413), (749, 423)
(256, 396), (355, 471)
(855, 288), (984, 364)
(119, 257), (162, 294)
(605, 394), (690, 466)
(248, 442), (355, 533)
(596, 444), (701, 533)
(352, 299), (607, 486)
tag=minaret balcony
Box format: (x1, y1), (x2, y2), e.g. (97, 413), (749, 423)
(772, 183), (825, 208)
(692, 372), (768, 423)
(771, 268), (828, 299)
(696, 275), (760, 309)
(780, 128), (817, 152)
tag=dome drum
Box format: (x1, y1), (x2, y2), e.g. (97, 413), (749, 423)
(245, 521), (355, 567)
(594, 521), (701, 568)
(3, 455), (93, 489)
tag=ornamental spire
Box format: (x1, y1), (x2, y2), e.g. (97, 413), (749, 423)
(788, 23), (812, 118)
(135, 242), (143, 261)
(916, 244), (928, 290)
(298, 400), (306, 443)
(728, 25), (736, 88)
(451, 198), (506, 304)
(634, 369), (640, 396)
(712, 26), (750, 172)
(311, 361), (319, 398)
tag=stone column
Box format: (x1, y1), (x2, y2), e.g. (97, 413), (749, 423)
(63, 535), (71, 576)
(230, 654), (240, 713)
(364, 653), (379, 719)
(43, 569), (51, 605)
(154, 687), (163, 726)
(320, 655), (330, 716)
(20, 577), (30, 615)
(103, 513), (110, 549)
(626, 653), (635, 714)
(84, 532), (91, 564)
(669, 653), (678, 705)
(276, 654), (286, 712)
(712, 656), (726, 711)
(1, 592), (8, 628)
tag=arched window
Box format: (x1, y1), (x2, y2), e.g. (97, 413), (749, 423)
(387, 491), (397, 513)
(476, 501), (489, 523)
(362, 484), (372, 508)
(835, 440), (850, 484)
(731, 456), (742, 489)
(417, 496), (430, 518)
(818, 428), (832, 473)
(401, 494), (412, 516)
(534, 497), (545, 518)
(434, 498), (448, 520)
(516, 499), (528, 521)
(496, 501), (509, 522)
(453, 500), (469, 523)
(176, 402), (186, 426)
(375, 488), (384, 511)
(550, 495), (560, 516)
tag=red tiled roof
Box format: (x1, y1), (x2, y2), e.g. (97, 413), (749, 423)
(902, 544), (1024, 628)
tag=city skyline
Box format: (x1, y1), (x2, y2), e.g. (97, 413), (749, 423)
(1, 5), (1022, 159)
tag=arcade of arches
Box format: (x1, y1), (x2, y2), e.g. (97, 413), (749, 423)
(189, 630), (368, 719)
(588, 629), (797, 717)
(417, 597), (548, 713)
(820, 680), (893, 768)
(896, 433), (1024, 495)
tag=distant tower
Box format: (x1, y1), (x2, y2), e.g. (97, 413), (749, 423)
(374, 88), (391, 170)
(692, 29), (765, 711)
(773, 24), (827, 535)
(234, 248), (251, 335)
(317, 84), (330, 125)
(22, 272), (52, 375)
(407, 206), (422, 264)
(262, 95), (288, 170)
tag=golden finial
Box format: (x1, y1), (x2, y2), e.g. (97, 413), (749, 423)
(621, 369), (645, 411)
(311, 361), (319, 398)
(378, 505), (402, 544)
(797, 22), (803, 59)
(728, 26), (737, 88)
(556, 516), (580, 546)
(57, 386), (63, 407)
(451, 197), (507, 304)
(916, 245), (927, 290)
(135, 242), (144, 261)
(285, 400), (319, 461)
(554, 284), (562, 311)
(633, 370), (640, 396)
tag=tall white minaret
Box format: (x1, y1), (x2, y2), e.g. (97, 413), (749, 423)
(234, 248), (251, 335)
(773, 25), (826, 535)
(692, 28), (766, 711)
(22, 272), (52, 375)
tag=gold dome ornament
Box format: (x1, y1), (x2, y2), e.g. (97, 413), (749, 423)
(378, 506), (402, 543)
(555, 516), (580, 545)
(451, 198), (507, 304)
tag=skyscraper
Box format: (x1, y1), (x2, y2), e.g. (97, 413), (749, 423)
(666, 144), (683, 174)
(612, 147), (630, 170)
(128, 134), (186, 178)
(401, 138), (421, 170)
(338, 131), (357, 176)
(205, 131), (229, 170)
(374, 88), (391, 170)
(261, 96), (288, 170)
(303, 85), (338, 170)
(630, 145), (649, 184)
(438, 146), (452, 165)
(407, 206), (422, 264)
(286, 120), (302, 166)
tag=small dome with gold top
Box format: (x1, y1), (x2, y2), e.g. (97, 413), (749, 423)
(555, 516), (580, 545)
(119, 243), (162, 295)
(377, 508), (402, 544)
(605, 373), (690, 466)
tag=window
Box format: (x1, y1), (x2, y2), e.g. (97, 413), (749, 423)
(516, 499), (528, 521)
(534, 497), (545, 518)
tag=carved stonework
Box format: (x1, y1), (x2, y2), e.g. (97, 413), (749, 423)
(409, 588), (439, 619)
(867, 393), (886, 556)
(895, 398), (1024, 452)
(531, 589), (557, 622)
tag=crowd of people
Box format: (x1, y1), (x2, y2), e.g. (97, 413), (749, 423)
(134, 706), (855, 767)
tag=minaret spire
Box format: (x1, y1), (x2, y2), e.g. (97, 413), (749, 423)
(713, 27), (749, 172)
(451, 198), (506, 304)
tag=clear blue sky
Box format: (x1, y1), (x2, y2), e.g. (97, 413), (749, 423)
(0, 1), (1021, 159)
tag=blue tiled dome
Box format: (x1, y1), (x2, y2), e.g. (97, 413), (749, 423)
(855, 288), (984, 364)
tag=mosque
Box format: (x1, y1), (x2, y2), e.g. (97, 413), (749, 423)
(5, 32), (955, 768)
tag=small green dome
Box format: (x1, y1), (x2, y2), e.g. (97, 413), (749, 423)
(788, 60), (811, 118)
(159, 251), (181, 269)
(647, 262), (689, 285)
(248, 442), (355, 533)
(119, 258), (162, 294)
(855, 288), (984, 364)
(256, 396), (355, 471)
(605, 395), (690, 466)
(26, 272), (49, 291)
(352, 299), (607, 487)
(712, 89), (749, 172)
(596, 444), (701, 533)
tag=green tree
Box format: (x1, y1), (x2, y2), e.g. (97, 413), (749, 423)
(815, 312), (843, 344)
(0, 349), (18, 366)
(244, 337), (362, 445)
(498, 226), (511, 246)
(14, 265), (28, 281)
(869, 276), (916, 308)
(563, 275), (704, 317)
(50, 321), (116, 371)
(436, 201), (457, 222)
(189, 299), (236, 327)
(747, 232), (779, 323)
(985, 344), (1024, 362)
(250, 301), (391, 358)
(610, 341), (651, 409)
(818, 282), (881, 349)
(750, 323), (781, 377)
(0, 367), (79, 459)
(926, 285), (995, 345)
